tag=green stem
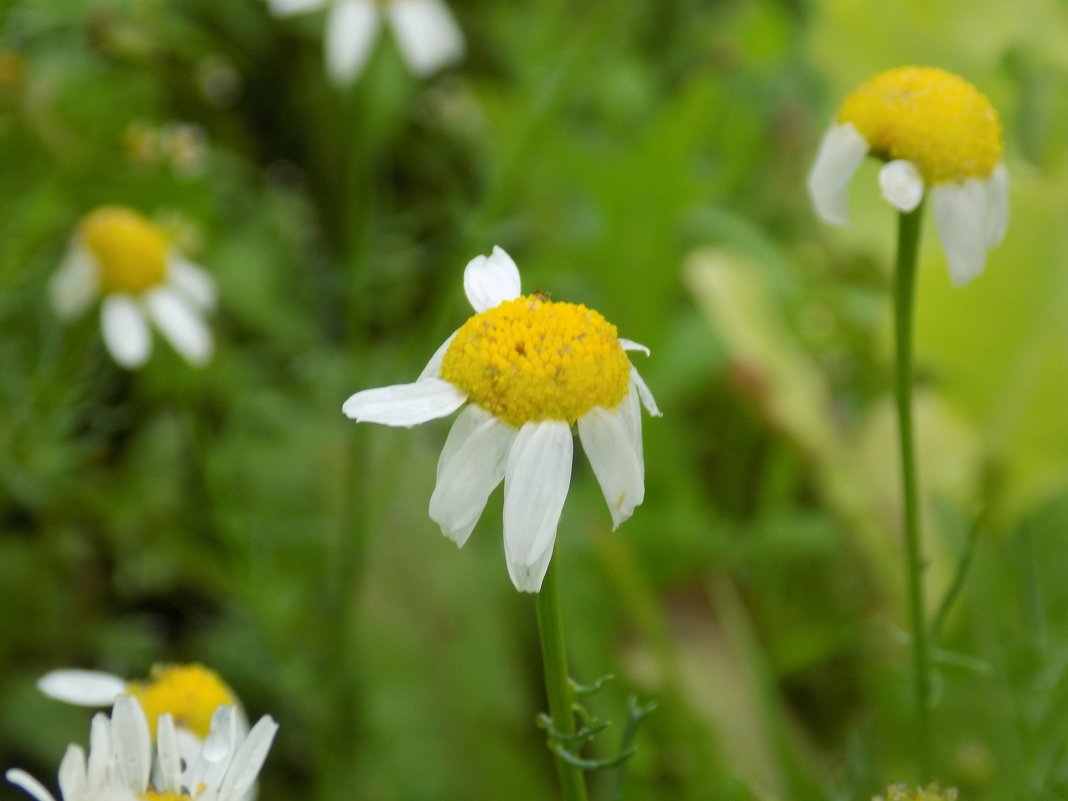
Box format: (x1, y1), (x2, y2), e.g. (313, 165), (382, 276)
(536, 559), (590, 801)
(893, 201), (931, 781)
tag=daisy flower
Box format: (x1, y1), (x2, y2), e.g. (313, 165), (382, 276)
(807, 66), (1009, 286)
(342, 247), (661, 593)
(50, 206), (216, 369)
(6, 695), (278, 801)
(268, 0), (465, 87)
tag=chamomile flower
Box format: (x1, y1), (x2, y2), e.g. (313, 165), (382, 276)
(268, 0), (464, 86)
(50, 206), (216, 368)
(342, 247), (661, 593)
(808, 66), (1009, 286)
(6, 696), (277, 801)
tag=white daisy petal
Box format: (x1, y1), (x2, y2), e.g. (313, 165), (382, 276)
(156, 715), (183, 795)
(807, 122), (869, 226)
(342, 377), (467, 425)
(430, 405), (515, 546)
(189, 706), (237, 795)
(578, 405), (644, 529)
(629, 364), (661, 417)
(49, 246), (99, 320)
(619, 383), (644, 474)
(110, 696), (151, 792)
(218, 716), (280, 800)
(385, 0), (465, 77)
(167, 257), (217, 312)
(879, 159), (925, 212)
(56, 745), (86, 800)
(37, 669), (127, 706)
(325, 0), (381, 86)
(619, 338), (650, 356)
(85, 714), (111, 791)
(463, 246), (521, 312)
(267, 0), (327, 16)
(101, 295), (151, 369)
(145, 287), (214, 367)
(932, 180), (989, 286)
(418, 331), (457, 380)
(983, 162), (1010, 248)
(503, 421), (573, 593)
(5, 769), (58, 801)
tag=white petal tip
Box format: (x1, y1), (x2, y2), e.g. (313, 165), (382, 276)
(879, 159), (925, 212)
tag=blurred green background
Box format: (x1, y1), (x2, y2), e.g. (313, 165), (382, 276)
(4, 0), (1068, 799)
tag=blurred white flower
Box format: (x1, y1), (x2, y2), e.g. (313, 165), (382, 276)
(6, 695), (277, 801)
(50, 206), (216, 369)
(342, 247), (660, 593)
(268, 0), (465, 86)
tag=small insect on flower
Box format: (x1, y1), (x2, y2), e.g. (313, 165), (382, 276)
(50, 206), (216, 369)
(266, 0), (465, 87)
(342, 247), (661, 593)
(807, 66), (1009, 286)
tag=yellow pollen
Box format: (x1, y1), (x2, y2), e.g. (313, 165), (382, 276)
(80, 206), (169, 294)
(440, 295), (631, 427)
(141, 793), (188, 801)
(127, 664), (237, 739)
(837, 66), (1002, 184)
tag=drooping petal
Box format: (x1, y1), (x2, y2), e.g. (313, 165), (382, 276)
(418, 331), (457, 380)
(5, 769), (58, 801)
(342, 378), (466, 425)
(578, 405), (644, 529)
(618, 383), (644, 474)
(325, 0), (381, 86)
(983, 162), (1010, 248)
(267, 0), (327, 16)
(156, 715), (183, 795)
(145, 287), (214, 367)
(806, 122), (869, 226)
(502, 421), (573, 593)
(49, 246), (99, 320)
(879, 159), (925, 212)
(463, 246), (521, 312)
(167, 257), (217, 311)
(629, 364), (661, 417)
(37, 669), (127, 706)
(386, 0), (465, 77)
(931, 180), (989, 286)
(430, 405), (514, 546)
(56, 745), (86, 800)
(619, 338), (650, 356)
(109, 696), (151, 792)
(217, 716), (280, 800)
(100, 295), (151, 369)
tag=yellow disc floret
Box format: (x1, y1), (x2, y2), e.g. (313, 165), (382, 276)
(141, 793), (188, 801)
(80, 206), (169, 294)
(837, 66), (1002, 184)
(127, 664), (237, 739)
(440, 295), (631, 427)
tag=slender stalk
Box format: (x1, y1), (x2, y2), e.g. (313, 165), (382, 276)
(536, 559), (590, 801)
(893, 201), (931, 780)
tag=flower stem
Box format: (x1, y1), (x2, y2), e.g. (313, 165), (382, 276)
(894, 201), (931, 781)
(536, 559), (590, 801)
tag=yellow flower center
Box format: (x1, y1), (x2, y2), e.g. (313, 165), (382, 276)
(440, 295), (631, 427)
(127, 664), (237, 739)
(142, 793), (188, 801)
(80, 206), (169, 294)
(837, 66), (1002, 184)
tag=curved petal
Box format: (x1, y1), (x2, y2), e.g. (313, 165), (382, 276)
(218, 716), (279, 800)
(983, 162), (1010, 248)
(267, 0), (327, 16)
(167, 257), (216, 312)
(463, 246), (521, 312)
(342, 377), (466, 425)
(629, 364), (661, 417)
(578, 405), (644, 529)
(49, 246), (99, 320)
(879, 159), (924, 212)
(418, 331), (457, 380)
(325, 0), (381, 86)
(503, 421), (573, 593)
(145, 288), (214, 367)
(931, 180), (988, 286)
(806, 122), (869, 226)
(156, 715), (183, 795)
(110, 696), (151, 792)
(619, 338), (649, 356)
(101, 295), (151, 369)
(430, 405), (515, 546)
(5, 770), (58, 801)
(57, 745), (86, 800)
(37, 669), (127, 706)
(386, 0), (465, 77)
